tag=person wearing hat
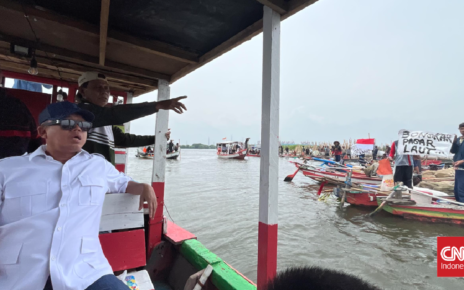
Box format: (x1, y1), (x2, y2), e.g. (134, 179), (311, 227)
(0, 102), (157, 290)
(76, 71), (187, 164)
(331, 141), (342, 162)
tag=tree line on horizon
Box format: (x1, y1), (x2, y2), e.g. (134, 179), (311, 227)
(180, 143), (216, 149)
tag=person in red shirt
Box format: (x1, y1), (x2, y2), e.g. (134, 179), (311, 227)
(0, 88), (42, 158)
(331, 141), (343, 162)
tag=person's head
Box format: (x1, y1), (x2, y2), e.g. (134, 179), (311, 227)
(266, 266), (380, 290)
(38, 102), (94, 154)
(459, 123), (464, 136)
(334, 141), (340, 146)
(77, 72), (110, 107)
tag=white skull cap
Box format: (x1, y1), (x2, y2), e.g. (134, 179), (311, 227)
(78, 72), (107, 87)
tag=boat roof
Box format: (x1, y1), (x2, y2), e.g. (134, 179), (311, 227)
(0, 0), (317, 96)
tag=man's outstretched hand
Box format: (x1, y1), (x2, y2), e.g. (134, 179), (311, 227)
(156, 96), (187, 114)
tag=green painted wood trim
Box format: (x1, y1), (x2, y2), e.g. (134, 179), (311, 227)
(180, 239), (256, 290)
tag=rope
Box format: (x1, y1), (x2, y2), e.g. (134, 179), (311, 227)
(164, 203), (175, 223)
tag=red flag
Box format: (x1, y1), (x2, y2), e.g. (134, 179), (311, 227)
(356, 138), (375, 145)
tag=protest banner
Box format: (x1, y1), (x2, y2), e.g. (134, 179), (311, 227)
(397, 129), (455, 157)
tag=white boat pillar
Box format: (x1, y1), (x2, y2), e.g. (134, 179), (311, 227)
(148, 79), (170, 256)
(123, 92), (133, 173)
(258, 5), (280, 289)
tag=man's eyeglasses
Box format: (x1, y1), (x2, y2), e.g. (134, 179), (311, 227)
(43, 120), (93, 132)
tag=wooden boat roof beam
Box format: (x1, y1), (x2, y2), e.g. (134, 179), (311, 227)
(99, 0), (110, 66)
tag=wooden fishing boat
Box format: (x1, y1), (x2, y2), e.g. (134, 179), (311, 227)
(296, 163), (382, 185)
(217, 138), (250, 160)
(345, 189), (387, 207)
(247, 145), (261, 157)
(136, 147), (180, 160)
(344, 186), (451, 207)
(0, 0), (319, 288)
(377, 190), (464, 225)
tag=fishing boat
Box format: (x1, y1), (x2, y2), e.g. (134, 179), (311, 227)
(136, 147), (180, 160)
(293, 161), (382, 185)
(0, 0), (319, 288)
(343, 186), (449, 207)
(247, 145), (261, 157)
(217, 138), (250, 160)
(301, 167), (382, 184)
(344, 188), (387, 207)
(377, 190), (464, 225)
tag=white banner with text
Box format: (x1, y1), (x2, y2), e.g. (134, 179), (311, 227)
(397, 129), (455, 156)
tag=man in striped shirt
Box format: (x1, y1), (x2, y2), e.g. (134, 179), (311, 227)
(0, 88), (42, 158)
(76, 72), (187, 164)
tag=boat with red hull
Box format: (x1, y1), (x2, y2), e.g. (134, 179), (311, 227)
(298, 164), (382, 185)
(345, 190), (385, 206)
(217, 138), (250, 160)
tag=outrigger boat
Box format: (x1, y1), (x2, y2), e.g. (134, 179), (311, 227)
(136, 147), (180, 160)
(343, 186), (450, 207)
(0, 0), (317, 288)
(294, 162), (383, 185)
(377, 188), (464, 225)
(217, 138), (250, 160)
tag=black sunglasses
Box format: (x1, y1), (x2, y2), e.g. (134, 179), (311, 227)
(43, 120), (93, 132)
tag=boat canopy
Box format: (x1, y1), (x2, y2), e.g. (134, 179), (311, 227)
(0, 0), (317, 96)
(216, 141), (243, 145)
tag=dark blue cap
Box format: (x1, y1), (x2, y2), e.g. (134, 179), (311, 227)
(39, 101), (94, 124)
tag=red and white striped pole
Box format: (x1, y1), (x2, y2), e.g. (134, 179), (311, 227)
(148, 79), (170, 257)
(258, 6), (280, 290)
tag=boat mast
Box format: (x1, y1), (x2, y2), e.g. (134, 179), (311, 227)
(258, 5), (280, 289)
(148, 79), (170, 257)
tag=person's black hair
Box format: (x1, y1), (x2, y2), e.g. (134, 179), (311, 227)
(75, 81), (89, 104)
(459, 123), (464, 128)
(266, 266), (380, 290)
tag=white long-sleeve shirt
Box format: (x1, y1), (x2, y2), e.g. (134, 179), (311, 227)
(0, 146), (131, 290)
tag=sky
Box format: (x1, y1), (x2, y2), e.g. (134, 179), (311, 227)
(7, 0), (464, 146)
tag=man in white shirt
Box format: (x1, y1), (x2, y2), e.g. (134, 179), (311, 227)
(0, 102), (157, 290)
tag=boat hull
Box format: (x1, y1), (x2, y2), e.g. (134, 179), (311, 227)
(301, 168), (381, 185)
(345, 191), (385, 207)
(137, 151), (180, 159)
(247, 153), (260, 157)
(217, 149), (248, 160)
(378, 199), (464, 225)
